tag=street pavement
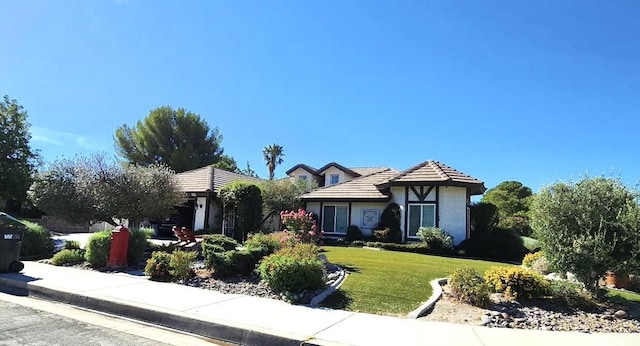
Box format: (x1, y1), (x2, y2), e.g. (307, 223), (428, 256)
(0, 292), (223, 346)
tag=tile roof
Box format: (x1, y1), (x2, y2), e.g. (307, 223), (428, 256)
(285, 163), (319, 176)
(384, 160), (486, 194)
(300, 169), (401, 201)
(349, 167), (389, 176)
(316, 162), (361, 177)
(175, 166), (262, 193)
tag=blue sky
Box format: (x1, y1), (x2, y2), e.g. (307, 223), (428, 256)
(2, 0), (639, 193)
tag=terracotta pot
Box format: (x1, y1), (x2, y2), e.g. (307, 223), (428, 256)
(606, 272), (630, 289)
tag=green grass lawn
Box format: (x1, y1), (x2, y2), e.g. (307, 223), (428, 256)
(607, 289), (640, 304)
(321, 246), (511, 316)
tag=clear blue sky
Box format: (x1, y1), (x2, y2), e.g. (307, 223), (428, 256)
(2, 0), (639, 193)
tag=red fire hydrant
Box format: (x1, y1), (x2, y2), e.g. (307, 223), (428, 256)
(107, 225), (130, 268)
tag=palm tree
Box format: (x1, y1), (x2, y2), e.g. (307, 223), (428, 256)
(263, 143), (284, 180)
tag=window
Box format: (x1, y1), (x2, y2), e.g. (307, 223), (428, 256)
(323, 205), (349, 233)
(329, 174), (339, 185)
(299, 175), (308, 181)
(407, 204), (435, 238)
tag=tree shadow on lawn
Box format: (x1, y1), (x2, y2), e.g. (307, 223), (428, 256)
(320, 289), (353, 310)
(332, 262), (361, 274)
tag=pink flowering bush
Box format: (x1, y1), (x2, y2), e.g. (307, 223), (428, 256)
(280, 209), (322, 244)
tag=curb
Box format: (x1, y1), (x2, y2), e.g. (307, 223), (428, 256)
(406, 277), (448, 319)
(309, 266), (346, 307)
(0, 276), (309, 346)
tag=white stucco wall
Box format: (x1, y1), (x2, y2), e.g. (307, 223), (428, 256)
(305, 202), (321, 217)
(321, 166), (355, 186)
(438, 186), (468, 245)
(349, 202), (386, 236)
(194, 197), (207, 231)
(289, 167), (322, 186)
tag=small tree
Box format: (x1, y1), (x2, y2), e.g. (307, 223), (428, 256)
(260, 178), (316, 221)
(30, 154), (183, 225)
(0, 96), (40, 207)
(531, 176), (640, 294)
(280, 209), (321, 243)
(469, 202), (499, 235)
(219, 181), (263, 242)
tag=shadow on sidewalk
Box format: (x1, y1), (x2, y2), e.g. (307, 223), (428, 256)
(0, 273), (40, 297)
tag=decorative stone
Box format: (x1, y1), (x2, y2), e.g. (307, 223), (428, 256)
(501, 312), (510, 320)
(614, 310), (628, 319)
(480, 315), (492, 325)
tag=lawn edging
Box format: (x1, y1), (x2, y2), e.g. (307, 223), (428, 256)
(406, 277), (448, 319)
(309, 265), (346, 307)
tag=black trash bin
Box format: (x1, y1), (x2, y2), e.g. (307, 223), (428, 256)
(0, 212), (27, 273)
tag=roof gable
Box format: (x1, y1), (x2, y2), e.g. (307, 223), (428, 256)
(175, 166), (262, 194)
(285, 164), (319, 176)
(300, 168), (400, 201)
(316, 162), (361, 177)
(384, 160), (486, 194)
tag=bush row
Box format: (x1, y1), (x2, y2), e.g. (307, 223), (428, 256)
(84, 228), (150, 268)
(448, 266), (596, 310)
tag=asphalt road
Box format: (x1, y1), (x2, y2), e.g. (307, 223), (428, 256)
(0, 292), (222, 346)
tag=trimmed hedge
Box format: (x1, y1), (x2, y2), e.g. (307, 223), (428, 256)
(128, 228), (150, 266)
(484, 266), (549, 299)
(51, 249), (85, 266)
(364, 241), (455, 255)
(459, 229), (528, 261)
(19, 220), (54, 259)
(84, 231), (112, 268)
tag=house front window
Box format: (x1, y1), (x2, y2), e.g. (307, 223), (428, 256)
(323, 205), (348, 233)
(329, 174), (339, 185)
(299, 175), (308, 181)
(407, 203), (435, 238)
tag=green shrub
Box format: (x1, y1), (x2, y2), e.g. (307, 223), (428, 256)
(228, 250), (259, 276)
(205, 251), (234, 277)
(245, 232), (282, 256)
(127, 228), (150, 266)
(364, 241), (448, 255)
(373, 228), (394, 243)
(416, 227), (454, 251)
(346, 225), (363, 241)
(522, 251), (544, 268)
(51, 249), (85, 266)
(169, 250), (197, 280)
(531, 256), (550, 275)
(459, 229), (527, 261)
(448, 267), (491, 307)
(350, 240), (365, 247)
(84, 231), (112, 268)
(202, 234), (238, 251)
(629, 274), (640, 293)
(258, 247), (326, 294)
(144, 251), (173, 281)
(484, 266), (549, 299)
(63, 240), (81, 250)
(548, 280), (596, 311)
(374, 203), (402, 243)
(19, 220), (54, 259)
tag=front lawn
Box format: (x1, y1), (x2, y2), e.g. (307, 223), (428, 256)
(321, 246), (510, 315)
(608, 289), (640, 304)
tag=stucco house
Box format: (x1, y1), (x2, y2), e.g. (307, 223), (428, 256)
(287, 160), (486, 245)
(173, 166), (261, 235)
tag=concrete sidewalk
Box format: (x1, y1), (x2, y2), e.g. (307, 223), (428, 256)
(1, 262), (638, 345)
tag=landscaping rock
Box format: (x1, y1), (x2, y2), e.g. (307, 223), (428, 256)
(615, 310), (628, 319)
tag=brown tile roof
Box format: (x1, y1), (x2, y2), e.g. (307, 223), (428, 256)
(285, 163), (319, 176)
(175, 166), (262, 194)
(384, 160), (486, 194)
(316, 162), (361, 177)
(300, 169), (401, 201)
(349, 167), (389, 176)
